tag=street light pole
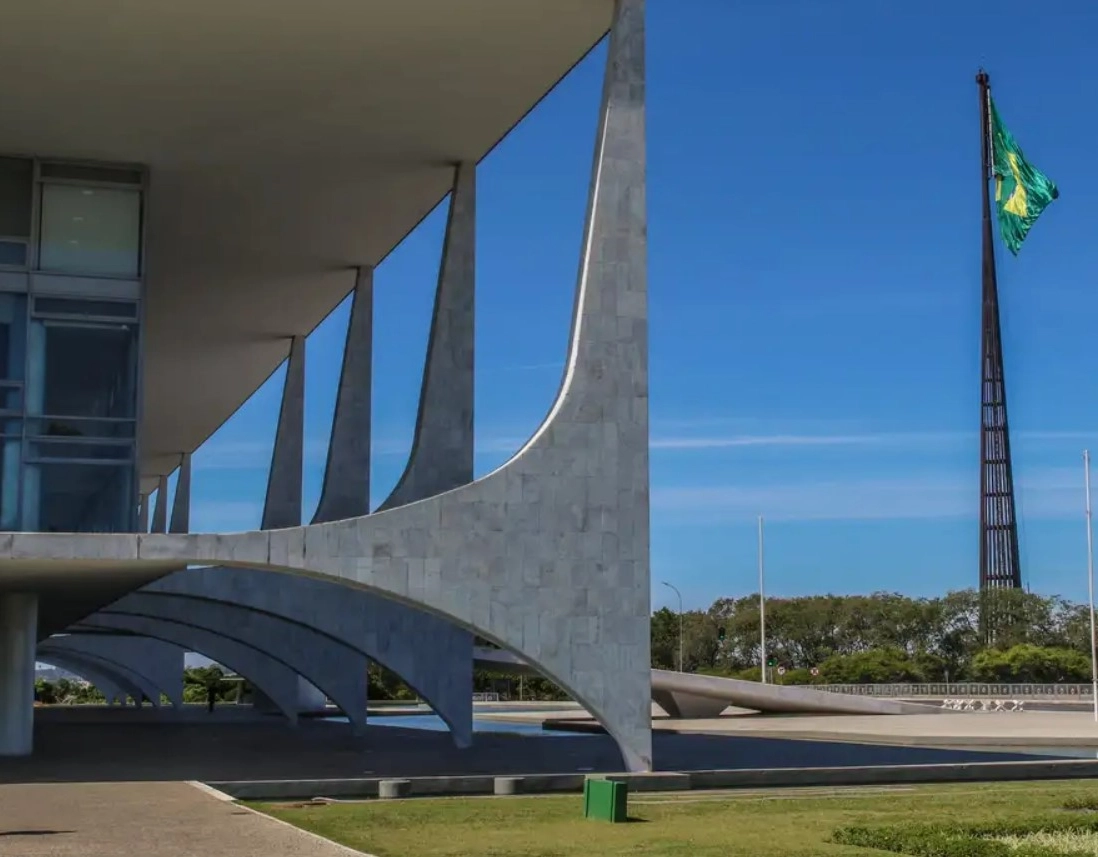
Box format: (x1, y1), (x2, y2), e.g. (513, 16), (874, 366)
(1084, 451), (1097, 722)
(662, 581), (684, 672)
(758, 515), (767, 684)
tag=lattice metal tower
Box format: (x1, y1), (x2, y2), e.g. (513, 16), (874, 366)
(976, 71), (1022, 628)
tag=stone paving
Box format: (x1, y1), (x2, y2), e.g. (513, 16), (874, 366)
(0, 782), (357, 857)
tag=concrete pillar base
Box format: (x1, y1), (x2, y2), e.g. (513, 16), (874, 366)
(0, 593), (38, 756)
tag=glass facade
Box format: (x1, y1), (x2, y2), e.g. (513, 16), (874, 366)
(0, 157), (143, 533)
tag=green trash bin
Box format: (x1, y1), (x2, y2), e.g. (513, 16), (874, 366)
(583, 778), (628, 822)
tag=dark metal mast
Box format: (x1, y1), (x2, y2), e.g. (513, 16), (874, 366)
(976, 70), (1022, 636)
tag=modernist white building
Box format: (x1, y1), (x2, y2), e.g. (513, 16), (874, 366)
(0, 0), (651, 771)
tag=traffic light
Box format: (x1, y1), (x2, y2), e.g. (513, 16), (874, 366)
(767, 657), (776, 666)
(717, 626), (726, 642)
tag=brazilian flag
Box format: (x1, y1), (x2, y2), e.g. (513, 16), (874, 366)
(990, 98), (1058, 255)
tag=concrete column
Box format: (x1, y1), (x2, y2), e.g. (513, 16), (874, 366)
(263, 336), (305, 530)
(0, 594), (38, 756)
(150, 475), (169, 533)
(380, 161), (475, 510)
(169, 453), (191, 534)
(313, 268), (373, 524)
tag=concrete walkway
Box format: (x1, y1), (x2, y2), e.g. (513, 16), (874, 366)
(643, 711), (1098, 747)
(0, 782), (359, 857)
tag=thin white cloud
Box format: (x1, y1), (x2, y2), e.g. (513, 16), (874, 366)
(649, 429), (1098, 452)
(650, 432), (961, 450)
(652, 466), (1085, 523)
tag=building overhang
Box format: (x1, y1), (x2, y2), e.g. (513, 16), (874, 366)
(0, 0), (611, 486)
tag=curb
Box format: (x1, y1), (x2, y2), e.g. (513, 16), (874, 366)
(206, 758), (1098, 801)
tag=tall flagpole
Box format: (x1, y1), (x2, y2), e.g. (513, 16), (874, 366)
(1084, 450), (1097, 721)
(976, 70), (1023, 643)
(758, 515), (767, 684)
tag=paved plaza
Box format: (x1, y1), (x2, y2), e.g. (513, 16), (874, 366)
(0, 781), (354, 857)
(642, 711), (1098, 749)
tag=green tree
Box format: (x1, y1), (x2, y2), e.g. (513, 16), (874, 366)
(970, 644), (1091, 683)
(183, 666), (235, 703)
(817, 648), (926, 684)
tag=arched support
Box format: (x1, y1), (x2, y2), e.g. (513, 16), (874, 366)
(42, 633), (184, 708)
(139, 567), (473, 746)
(36, 654), (136, 706)
(96, 592), (368, 731)
(6, 0), (651, 771)
(36, 648), (156, 707)
(75, 614), (307, 726)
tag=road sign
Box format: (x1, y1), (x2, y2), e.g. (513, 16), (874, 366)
(777, 666), (786, 675)
(810, 667), (819, 676)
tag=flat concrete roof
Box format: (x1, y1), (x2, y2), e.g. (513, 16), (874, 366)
(0, 1), (611, 486)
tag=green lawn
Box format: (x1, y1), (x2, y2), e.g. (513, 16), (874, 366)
(252, 779), (1098, 857)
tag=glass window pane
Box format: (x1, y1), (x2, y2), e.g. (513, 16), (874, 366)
(0, 293), (26, 382)
(0, 158), (32, 238)
(27, 321), (137, 420)
(39, 184), (141, 276)
(30, 440), (132, 461)
(22, 460), (133, 532)
(33, 297), (137, 319)
(0, 241), (27, 266)
(27, 416), (133, 439)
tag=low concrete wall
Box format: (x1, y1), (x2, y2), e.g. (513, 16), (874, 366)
(208, 758), (1098, 801)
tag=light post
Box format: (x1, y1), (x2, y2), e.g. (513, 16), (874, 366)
(1084, 451), (1097, 722)
(662, 581), (684, 672)
(758, 515), (768, 683)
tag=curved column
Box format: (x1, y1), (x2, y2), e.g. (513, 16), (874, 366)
(35, 653), (138, 706)
(379, 160), (475, 512)
(37, 648), (155, 706)
(363, 163), (477, 743)
(75, 614), (305, 725)
(169, 454), (191, 535)
(12, 0), (651, 771)
(313, 267), (373, 524)
(140, 567), (473, 744)
(263, 336), (305, 531)
(150, 475), (169, 533)
(42, 633), (184, 708)
(99, 591), (368, 730)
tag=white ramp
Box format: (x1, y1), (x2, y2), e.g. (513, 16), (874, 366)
(474, 647), (937, 718)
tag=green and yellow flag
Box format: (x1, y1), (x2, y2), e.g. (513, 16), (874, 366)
(990, 98), (1058, 255)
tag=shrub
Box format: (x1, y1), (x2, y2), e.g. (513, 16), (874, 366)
(832, 816), (1098, 857)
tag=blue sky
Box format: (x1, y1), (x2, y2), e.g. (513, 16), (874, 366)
(164, 0), (1098, 611)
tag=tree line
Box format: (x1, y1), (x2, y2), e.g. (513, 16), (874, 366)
(37, 588), (1094, 710)
(653, 588), (1096, 684)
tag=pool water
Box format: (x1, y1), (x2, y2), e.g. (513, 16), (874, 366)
(325, 713), (590, 736)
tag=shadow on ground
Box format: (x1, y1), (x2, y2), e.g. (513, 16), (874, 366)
(0, 706), (1065, 784)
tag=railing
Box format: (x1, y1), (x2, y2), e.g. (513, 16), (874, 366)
(814, 683), (1095, 698)
(471, 692), (501, 703)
